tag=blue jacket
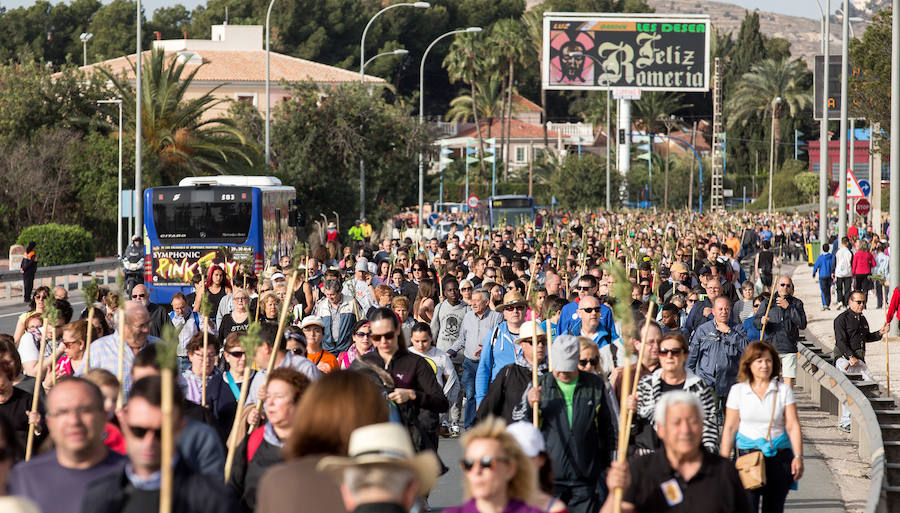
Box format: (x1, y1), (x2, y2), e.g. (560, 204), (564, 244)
(475, 321), (521, 407)
(742, 316), (763, 343)
(813, 252), (835, 279)
(315, 296), (359, 355)
(686, 319), (750, 398)
(558, 300), (618, 346)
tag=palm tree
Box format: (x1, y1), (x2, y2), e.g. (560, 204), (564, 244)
(490, 19), (528, 178)
(446, 76), (506, 138)
(634, 91), (691, 210)
(728, 58), (811, 211)
(444, 33), (488, 176)
(522, 8), (549, 146)
(103, 47), (258, 184)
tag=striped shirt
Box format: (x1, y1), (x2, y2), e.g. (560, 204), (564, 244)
(88, 334), (161, 397)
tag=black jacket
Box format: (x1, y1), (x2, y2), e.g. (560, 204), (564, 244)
(518, 371), (616, 487)
(477, 360), (546, 424)
(80, 458), (240, 513)
(228, 430), (283, 513)
(753, 294), (807, 354)
(146, 302), (170, 339)
(207, 370), (255, 442)
(833, 309), (883, 361)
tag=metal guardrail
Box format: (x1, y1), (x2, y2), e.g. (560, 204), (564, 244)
(0, 259), (120, 300)
(797, 341), (886, 513)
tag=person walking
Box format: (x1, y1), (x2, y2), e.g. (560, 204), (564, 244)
(19, 242), (37, 305)
(721, 341), (804, 513)
(834, 237), (854, 309)
(851, 241), (876, 303)
(812, 243), (835, 310)
(753, 276), (806, 388)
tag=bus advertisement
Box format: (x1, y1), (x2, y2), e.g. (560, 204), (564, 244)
(142, 175), (298, 304)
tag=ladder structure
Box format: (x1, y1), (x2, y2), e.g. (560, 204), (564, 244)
(710, 57), (725, 213)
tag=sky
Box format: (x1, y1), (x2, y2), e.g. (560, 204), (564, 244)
(0, 0), (827, 20)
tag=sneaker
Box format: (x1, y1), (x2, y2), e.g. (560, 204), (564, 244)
(440, 423), (451, 438)
(450, 425), (461, 438)
(838, 424), (851, 433)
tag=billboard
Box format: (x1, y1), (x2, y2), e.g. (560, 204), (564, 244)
(542, 13), (711, 92)
(813, 55), (863, 120)
(150, 245), (253, 286)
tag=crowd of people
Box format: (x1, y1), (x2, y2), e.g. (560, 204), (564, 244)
(0, 207), (883, 513)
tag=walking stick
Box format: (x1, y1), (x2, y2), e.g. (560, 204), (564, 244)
(223, 324), (263, 483)
(759, 288), (778, 341)
(250, 271), (298, 429)
(532, 323), (539, 428)
(199, 292), (212, 407)
(25, 317), (50, 461)
(624, 301), (656, 439)
(154, 323), (183, 513)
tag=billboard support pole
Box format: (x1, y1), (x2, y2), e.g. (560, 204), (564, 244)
(618, 99), (631, 173)
(818, 0), (831, 246)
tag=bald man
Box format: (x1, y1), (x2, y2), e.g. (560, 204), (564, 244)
(88, 301), (160, 396)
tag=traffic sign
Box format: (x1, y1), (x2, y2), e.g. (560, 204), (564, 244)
(856, 198), (871, 216)
(832, 169), (865, 199)
(427, 213), (439, 227)
(613, 88), (641, 100)
(859, 180), (871, 197)
(467, 195), (479, 209)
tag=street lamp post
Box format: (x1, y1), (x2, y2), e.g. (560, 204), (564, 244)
(359, 2), (429, 222)
(817, 0), (831, 246)
(890, 0), (899, 335)
(80, 32), (93, 67)
(98, 99), (123, 256)
(135, 0), (142, 240)
(837, 0), (850, 241)
(418, 27), (482, 242)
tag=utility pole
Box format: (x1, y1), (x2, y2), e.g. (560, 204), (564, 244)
(818, 0), (831, 246)
(889, 0), (899, 335)
(687, 121), (697, 210)
(837, 0), (850, 241)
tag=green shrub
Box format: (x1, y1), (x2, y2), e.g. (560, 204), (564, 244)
(15, 223), (95, 267)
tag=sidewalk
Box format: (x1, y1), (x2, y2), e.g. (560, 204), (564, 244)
(791, 264), (884, 512)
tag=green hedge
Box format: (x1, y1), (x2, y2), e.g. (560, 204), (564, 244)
(15, 223), (95, 267)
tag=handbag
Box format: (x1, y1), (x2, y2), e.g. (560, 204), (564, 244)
(735, 387), (778, 490)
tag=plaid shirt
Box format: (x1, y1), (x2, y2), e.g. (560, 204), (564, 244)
(88, 334), (161, 396)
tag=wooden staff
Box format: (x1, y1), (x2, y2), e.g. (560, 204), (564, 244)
(254, 286), (262, 322)
(116, 305), (126, 409)
(613, 350), (633, 513)
(25, 318), (49, 461)
(759, 287), (778, 341)
(251, 271), (298, 425)
(160, 366), (175, 513)
(887, 335), (891, 397)
(624, 301), (656, 437)
(531, 322), (539, 428)
(84, 306), (95, 372)
(525, 258), (538, 301)
(547, 312), (553, 372)
(224, 363), (253, 482)
(201, 316), (209, 407)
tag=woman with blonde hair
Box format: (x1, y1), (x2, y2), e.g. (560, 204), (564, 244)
(444, 415), (542, 513)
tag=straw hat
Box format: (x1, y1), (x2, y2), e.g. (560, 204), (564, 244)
(498, 290), (528, 311)
(514, 320), (547, 344)
(317, 422), (440, 496)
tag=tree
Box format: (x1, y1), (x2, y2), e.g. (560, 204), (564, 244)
(446, 76), (506, 138)
(489, 18), (527, 178)
(728, 58), (811, 209)
(850, 8), (891, 156)
(550, 154), (622, 210)
(633, 92), (690, 209)
(271, 83), (429, 225)
(149, 5), (193, 40)
(521, 8), (548, 146)
(444, 32), (489, 176)
(793, 171), (819, 203)
(87, 0), (143, 62)
(103, 46), (259, 185)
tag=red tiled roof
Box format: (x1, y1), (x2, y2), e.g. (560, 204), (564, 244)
(79, 49), (384, 84)
(456, 119), (569, 140)
(512, 94), (541, 112)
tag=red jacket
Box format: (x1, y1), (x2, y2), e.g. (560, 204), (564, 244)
(851, 251), (875, 275)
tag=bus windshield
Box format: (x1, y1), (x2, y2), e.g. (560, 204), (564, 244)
(152, 187), (252, 243)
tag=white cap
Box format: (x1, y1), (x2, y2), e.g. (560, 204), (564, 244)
(506, 421), (545, 457)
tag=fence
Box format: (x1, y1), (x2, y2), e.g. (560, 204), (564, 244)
(0, 259), (120, 300)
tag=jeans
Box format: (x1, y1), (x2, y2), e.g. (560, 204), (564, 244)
(836, 276), (853, 307)
(876, 282), (890, 309)
(744, 449), (794, 513)
(819, 278), (833, 307)
(462, 358), (479, 429)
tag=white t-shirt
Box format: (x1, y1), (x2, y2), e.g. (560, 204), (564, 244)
(726, 379), (795, 440)
(17, 328), (51, 364)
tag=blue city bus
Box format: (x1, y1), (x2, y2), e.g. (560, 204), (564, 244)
(142, 175), (298, 304)
(487, 195), (535, 228)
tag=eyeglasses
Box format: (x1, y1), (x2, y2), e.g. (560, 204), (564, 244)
(226, 350), (246, 358)
(370, 332), (396, 342)
(234, 297), (249, 302)
(461, 287), (473, 291)
(580, 307), (602, 313)
(687, 298), (697, 303)
(354, 331), (371, 338)
(34, 295), (48, 300)
(658, 347), (685, 357)
(579, 358), (599, 366)
(461, 455), (509, 472)
(132, 293), (147, 299)
(290, 348), (306, 356)
(521, 339), (546, 346)
(753, 303), (761, 308)
(128, 425), (162, 440)
(576, 286), (593, 291)
(778, 283), (792, 288)
(852, 299), (866, 304)
(509, 305), (526, 312)
(413, 267), (424, 272)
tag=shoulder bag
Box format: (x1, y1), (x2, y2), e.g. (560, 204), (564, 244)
(734, 385), (778, 490)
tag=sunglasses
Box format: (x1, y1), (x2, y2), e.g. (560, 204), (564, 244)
(132, 293), (147, 299)
(128, 425), (162, 440)
(291, 348), (306, 356)
(226, 350), (245, 358)
(34, 295), (48, 300)
(659, 347), (685, 356)
(508, 305), (526, 312)
(370, 332), (396, 342)
(461, 287), (473, 291)
(778, 283), (793, 288)
(579, 358), (599, 366)
(354, 331), (371, 338)
(576, 286), (593, 291)
(580, 307), (602, 313)
(461, 455), (509, 472)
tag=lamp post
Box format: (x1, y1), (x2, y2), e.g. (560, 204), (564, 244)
(890, 0), (899, 335)
(264, 0), (276, 168)
(358, 2), (429, 221)
(363, 48), (409, 70)
(418, 26), (482, 243)
(570, 51), (612, 211)
(768, 97), (783, 213)
(817, 0), (831, 245)
(98, 99), (123, 256)
(837, 0), (850, 241)
(134, 0), (142, 240)
(79, 32), (92, 67)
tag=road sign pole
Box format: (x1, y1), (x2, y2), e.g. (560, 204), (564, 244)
(889, 0), (900, 335)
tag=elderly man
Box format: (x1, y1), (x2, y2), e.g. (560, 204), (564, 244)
(602, 392), (750, 513)
(474, 290), (528, 408)
(569, 295), (619, 351)
(129, 284), (169, 338)
(316, 279), (360, 355)
(520, 335), (616, 513)
(687, 296), (749, 415)
(558, 275), (599, 335)
(754, 276), (807, 387)
(89, 301), (159, 397)
(447, 289), (502, 430)
(80, 376), (240, 513)
(683, 279), (723, 338)
(170, 292), (202, 373)
(663, 262), (692, 304)
(343, 259), (376, 313)
(9, 378), (126, 513)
